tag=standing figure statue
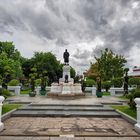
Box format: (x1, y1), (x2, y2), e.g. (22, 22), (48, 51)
(124, 72), (129, 95)
(63, 49), (69, 65)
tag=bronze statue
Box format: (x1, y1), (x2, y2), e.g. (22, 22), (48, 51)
(63, 49), (69, 65)
(124, 72), (129, 95)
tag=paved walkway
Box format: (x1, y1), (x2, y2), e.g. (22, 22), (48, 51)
(0, 117), (138, 136)
(1, 95), (139, 139)
(0, 136), (140, 140)
(5, 95), (125, 105)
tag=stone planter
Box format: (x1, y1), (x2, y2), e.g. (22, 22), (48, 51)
(96, 91), (103, 98)
(29, 92), (36, 97)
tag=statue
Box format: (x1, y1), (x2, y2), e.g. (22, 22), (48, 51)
(124, 72), (129, 95)
(63, 49), (69, 65)
(123, 68), (129, 95)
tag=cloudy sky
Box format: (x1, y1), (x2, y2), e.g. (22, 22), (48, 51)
(0, 0), (140, 73)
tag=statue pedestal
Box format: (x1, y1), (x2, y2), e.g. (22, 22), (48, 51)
(49, 65), (83, 96)
(62, 65), (71, 82)
(62, 83), (71, 94)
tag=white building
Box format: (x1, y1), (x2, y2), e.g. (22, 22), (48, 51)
(128, 67), (140, 77)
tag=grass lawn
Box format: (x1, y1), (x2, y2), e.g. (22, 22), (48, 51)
(20, 89), (31, 94)
(118, 95), (129, 100)
(2, 104), (22, 115)
(112, 105), (136, 119)
(103, 91), (110, 96)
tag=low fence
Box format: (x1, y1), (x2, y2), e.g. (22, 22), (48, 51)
(0, 86), (20, 95)
(109, 87), (133, 96)
(134, 98), (140, 133)
(0, 96), (5, 132)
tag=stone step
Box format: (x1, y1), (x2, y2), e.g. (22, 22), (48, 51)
(12, 110), (120, 117)
(29, 103), (103, 107)
(19, 106), (114, 111)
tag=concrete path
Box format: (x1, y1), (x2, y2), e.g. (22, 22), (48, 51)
(1, 95), (139, 139)
(6, 95), (125, 105)
(0, 136), (140, 140)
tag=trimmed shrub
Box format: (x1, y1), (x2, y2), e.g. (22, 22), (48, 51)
(111, 78), (123, 87)
(102, 81), (111, 92)
(8, 79), (20, 86)
(0, 88), (11, 99)
(35, 79), (41, 86)
(86, 75), (96, 81)
(0, 79), (2, 85)
(129, 77), (140, 87)
(127, 89), (140, 109)
(84, 79), (96, 87)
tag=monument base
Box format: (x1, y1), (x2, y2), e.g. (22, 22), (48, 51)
(49, 65), (83, 96)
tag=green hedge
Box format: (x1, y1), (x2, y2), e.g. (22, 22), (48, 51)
(127, 89), (140, 109)
(111, 78), (123, 87)
(84, 79), (95, 87)
(129, 77), (140, 87)
(8, 79), (20, 86)
(102, 81), (111, 92)
(0, 88), (11, 99)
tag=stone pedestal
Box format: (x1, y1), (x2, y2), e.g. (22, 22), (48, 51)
(50, 83), (62, 93)
(62, 83), (71, 94)
(62, 65), (71, 82)
(92, 87), (96, 95)
(0, 96), (5, 132)
(73, 83), (82, 94)
(49, 65), (83, 96)
(134, 98), (140, 134)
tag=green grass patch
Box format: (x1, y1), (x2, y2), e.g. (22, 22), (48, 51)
(118, 95), (129, 100)
(2, 104), (22, 115)
(112, 105), (136, 119)
(103, 91), (110, 96)
(21, 89), (31, 94)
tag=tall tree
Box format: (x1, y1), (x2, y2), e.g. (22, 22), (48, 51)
(0, 42), (23, 80)
(89, 48), (127, 81)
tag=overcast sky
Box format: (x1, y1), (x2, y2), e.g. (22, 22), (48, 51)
(0, 0), (140, 73)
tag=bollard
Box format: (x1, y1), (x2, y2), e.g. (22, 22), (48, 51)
(0, 96), (5, 132)
(134, 98), (140, 133)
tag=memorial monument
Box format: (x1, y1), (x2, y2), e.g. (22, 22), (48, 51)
(49, 49), (83, 96)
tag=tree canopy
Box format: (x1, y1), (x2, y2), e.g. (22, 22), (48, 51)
(0, 42), (22, 82)
(88, 48), (127, 81)
(22, 52), (76, 85)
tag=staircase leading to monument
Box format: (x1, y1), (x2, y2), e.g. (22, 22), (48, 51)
(11, 103), (121, 117)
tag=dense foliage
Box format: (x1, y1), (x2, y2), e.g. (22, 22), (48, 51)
(102, 81), (112, 92)
(127, 77), (140, 108)
(89, 48), (126, 81)
(84, 79), (95, 87)
(0, 42), (22, 82)
(127, 89), (140, 109)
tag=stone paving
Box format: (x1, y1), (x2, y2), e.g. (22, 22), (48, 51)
(0, 117), (138, 136)
(0, 136), (140, 140)
(1, 95), (139, 139)
(6, 95), (125, 105)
